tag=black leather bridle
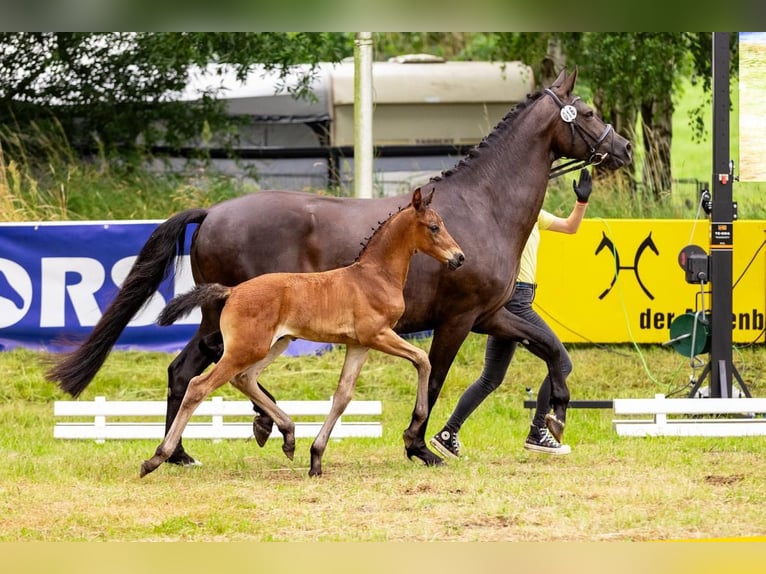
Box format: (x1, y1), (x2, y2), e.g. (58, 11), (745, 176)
(544, 87), (615, 179)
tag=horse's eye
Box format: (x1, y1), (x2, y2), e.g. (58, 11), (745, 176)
(429, 224), (440, 233)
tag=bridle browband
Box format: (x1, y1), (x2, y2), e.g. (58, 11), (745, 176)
(544, 87), (614, 179)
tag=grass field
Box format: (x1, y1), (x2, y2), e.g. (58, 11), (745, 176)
(2, 66), (766, 555)
(2, 335), (766, 542)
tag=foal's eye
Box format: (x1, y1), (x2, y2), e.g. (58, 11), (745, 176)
(429, 224), (440, 233)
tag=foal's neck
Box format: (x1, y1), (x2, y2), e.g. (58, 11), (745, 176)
(355, 208), (417, 286)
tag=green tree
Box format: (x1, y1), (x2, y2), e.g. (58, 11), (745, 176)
(0, 32), (352, 158)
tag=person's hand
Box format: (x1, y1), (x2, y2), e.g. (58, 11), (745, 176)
(573, 168), (592, 203)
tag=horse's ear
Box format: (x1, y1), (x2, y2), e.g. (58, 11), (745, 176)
(412, 187), (423, 211)
(423, 186), (435, 207)
(563, 66), (578, 95)
(551, 67), (568, 88)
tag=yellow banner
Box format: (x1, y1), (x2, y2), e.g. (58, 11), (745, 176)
(535, 219), (766, 344)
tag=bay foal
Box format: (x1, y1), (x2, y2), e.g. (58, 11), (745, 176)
(140, 187), (465, 477)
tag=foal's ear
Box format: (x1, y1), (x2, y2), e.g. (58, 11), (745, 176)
(412, 187), (423, 211)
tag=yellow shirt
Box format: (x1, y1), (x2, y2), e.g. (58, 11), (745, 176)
(516, 209), (556, 284)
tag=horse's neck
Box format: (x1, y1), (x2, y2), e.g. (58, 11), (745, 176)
(355, 210), (415, 286)
(432, 107), (555, 217)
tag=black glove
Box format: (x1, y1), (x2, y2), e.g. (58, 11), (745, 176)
(573, 168), (592, 203)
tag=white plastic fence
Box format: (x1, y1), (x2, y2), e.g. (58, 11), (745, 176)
(613, 393), (766, 437)
(54, 395), (382, 443)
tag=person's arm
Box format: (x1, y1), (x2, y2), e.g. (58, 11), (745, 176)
(547, 168), (592, 234)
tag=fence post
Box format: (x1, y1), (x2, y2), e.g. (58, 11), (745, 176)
(94, 396), (107, 444)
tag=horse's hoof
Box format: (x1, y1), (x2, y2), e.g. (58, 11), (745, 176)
(308, 467), (322, 478)
(405, 446), (444, 467)
(282, 443), (295, 461)
(167, 451), (201, 467)
(252, 416), (273, 447)
(545, 413), (565, 443)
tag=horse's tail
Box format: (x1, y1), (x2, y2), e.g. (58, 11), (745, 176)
(157, 284), (231, 326)
(46, 208), (209, 397)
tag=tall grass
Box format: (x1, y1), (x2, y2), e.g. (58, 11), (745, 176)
(0, 121), (249, 222)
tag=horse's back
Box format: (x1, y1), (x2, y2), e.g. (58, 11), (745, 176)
(192, 191), (405, 286)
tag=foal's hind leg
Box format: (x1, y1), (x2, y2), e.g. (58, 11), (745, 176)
(141, 358), (240, 477)
(309, 344), (369, 477)
(231, 337), (296, 460)
(201, 329), (278, 447)
(165, 331), (214, 466)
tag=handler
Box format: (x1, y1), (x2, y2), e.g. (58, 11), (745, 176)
(430, 168), (592, 457)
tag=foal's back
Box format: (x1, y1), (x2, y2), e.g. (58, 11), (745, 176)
(220, 264), (386, 349)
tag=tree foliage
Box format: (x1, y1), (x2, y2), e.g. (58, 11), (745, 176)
(0, 32), (351, 158)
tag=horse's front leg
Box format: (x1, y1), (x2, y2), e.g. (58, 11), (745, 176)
(404, 319), (475, 466)
(308, 344), (369, 477)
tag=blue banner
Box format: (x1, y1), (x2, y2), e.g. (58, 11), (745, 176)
(0, 221), (330, 356)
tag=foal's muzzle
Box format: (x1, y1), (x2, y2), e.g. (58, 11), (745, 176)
(448, 252), (466, 270)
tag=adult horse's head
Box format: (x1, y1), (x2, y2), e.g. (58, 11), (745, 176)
(543, 68), (633, 177)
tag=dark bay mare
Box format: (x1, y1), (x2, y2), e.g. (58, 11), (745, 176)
(141, 188), (464, 478)
(47, 68), (632, 467)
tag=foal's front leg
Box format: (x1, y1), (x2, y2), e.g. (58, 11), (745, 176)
(366, 330), (431, 455)
(309, 344), (369, 477)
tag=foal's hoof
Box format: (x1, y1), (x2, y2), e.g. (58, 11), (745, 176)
(140, 460), (155, 478)
(405, 445), (444, 467)
(545, 413), (566, 443)
(252, 415), (273, 448)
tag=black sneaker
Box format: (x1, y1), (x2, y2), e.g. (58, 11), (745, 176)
(524, 425), (571, 455)
(429, 429), (461, 459)
(545, 413), (565, 443)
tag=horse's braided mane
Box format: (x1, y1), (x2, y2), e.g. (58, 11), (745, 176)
(429, 90), (544, 183)
(353, 90), (544, 261)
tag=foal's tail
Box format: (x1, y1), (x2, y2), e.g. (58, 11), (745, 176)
(157, 284), (231, 326)
(46, 208), (209, 397)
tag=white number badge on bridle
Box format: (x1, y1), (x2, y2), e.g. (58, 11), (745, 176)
(560, 104), (577, 123)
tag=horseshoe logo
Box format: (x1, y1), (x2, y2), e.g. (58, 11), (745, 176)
(595, 231), (659, 300)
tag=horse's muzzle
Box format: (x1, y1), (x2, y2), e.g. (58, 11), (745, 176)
(448, 252), (465, 270)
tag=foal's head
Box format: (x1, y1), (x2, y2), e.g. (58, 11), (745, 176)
(410, 187), (465, 270)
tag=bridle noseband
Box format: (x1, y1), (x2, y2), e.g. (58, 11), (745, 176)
(544, 87), (615, 179)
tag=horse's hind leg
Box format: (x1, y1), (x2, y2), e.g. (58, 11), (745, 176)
(309, 344), (368, 477)
(141, 359), (238, 477)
